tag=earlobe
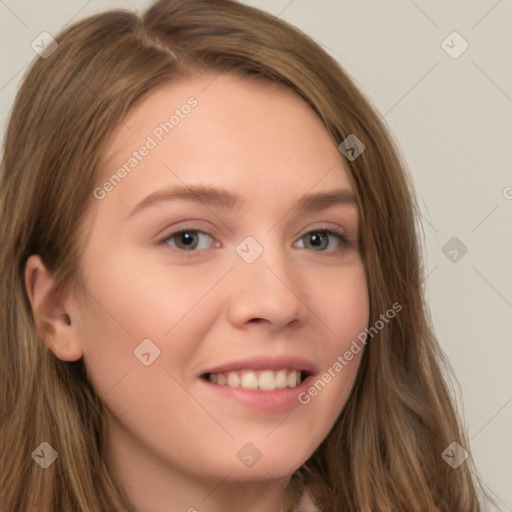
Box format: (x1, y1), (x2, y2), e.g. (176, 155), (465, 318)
(24, 255), (83, 361)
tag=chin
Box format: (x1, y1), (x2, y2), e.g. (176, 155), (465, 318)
(218, 445), (314, 481)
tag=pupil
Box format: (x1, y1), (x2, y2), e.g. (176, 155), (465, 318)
(310, 233), (322, 246)
(306, 231), (328, 250)
(182, 233), (193, 244)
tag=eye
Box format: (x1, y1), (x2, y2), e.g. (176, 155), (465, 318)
(158, 228), (350, 253)
(160, 229), (215, 251)
(295, 229), (350, 252)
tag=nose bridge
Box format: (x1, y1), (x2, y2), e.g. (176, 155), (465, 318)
(227, 233), (306, 328)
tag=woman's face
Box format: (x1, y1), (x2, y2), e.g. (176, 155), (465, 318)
(69, 73), (369, 486)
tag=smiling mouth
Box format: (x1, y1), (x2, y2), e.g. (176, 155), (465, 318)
(201, 369), (310, 390)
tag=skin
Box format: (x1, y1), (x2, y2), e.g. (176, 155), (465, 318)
(26, 72), (369, 512)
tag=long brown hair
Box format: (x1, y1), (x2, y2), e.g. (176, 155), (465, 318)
(0, 1), (488, 510)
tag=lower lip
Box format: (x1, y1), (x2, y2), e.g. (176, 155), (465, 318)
(200, 375), (314, 413)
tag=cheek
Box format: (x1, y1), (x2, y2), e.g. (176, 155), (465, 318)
(313, 259), (370, 348)
(73, 253), (224, 398)
(302, 261), (369, 408)
(77, 245), (223, 338)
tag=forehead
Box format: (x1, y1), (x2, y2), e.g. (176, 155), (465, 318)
(96, 72), (354, 216)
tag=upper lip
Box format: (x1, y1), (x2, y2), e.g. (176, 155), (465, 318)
(200, 355), (319, 377)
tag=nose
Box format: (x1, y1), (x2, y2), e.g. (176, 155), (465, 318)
(226, 240), (308, 331)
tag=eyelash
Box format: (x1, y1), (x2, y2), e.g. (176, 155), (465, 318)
(158, 227), (351, 255)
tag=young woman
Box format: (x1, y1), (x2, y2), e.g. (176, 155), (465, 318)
(0, 0), (489, 510)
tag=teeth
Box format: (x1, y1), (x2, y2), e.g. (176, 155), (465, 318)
(227, 371), (240, 387)
(206, 369), (304, 390)
(275, 369), (288, 389)
(258, 370), (276, 390)
(240, 371), (259, 389)
(288, 370), (298, 388)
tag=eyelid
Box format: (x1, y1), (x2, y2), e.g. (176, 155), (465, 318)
(159, 228), (219, 251)
(155, 219), (219, 243)
(294, 222), (350, 240)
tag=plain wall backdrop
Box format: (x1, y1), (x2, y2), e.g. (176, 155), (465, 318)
(1, 1), (511, 510)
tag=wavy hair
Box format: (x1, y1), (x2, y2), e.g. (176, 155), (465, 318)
(0, 0), (488, 510)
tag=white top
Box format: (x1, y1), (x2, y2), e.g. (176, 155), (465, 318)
(294, 487), (321, 511)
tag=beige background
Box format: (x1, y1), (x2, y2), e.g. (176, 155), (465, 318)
(1, 1), (511, 510)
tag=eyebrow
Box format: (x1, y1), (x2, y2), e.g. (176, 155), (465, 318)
(128, 184), (357, 218)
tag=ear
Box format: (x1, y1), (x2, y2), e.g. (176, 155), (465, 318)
(25, 255), (83, 361)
